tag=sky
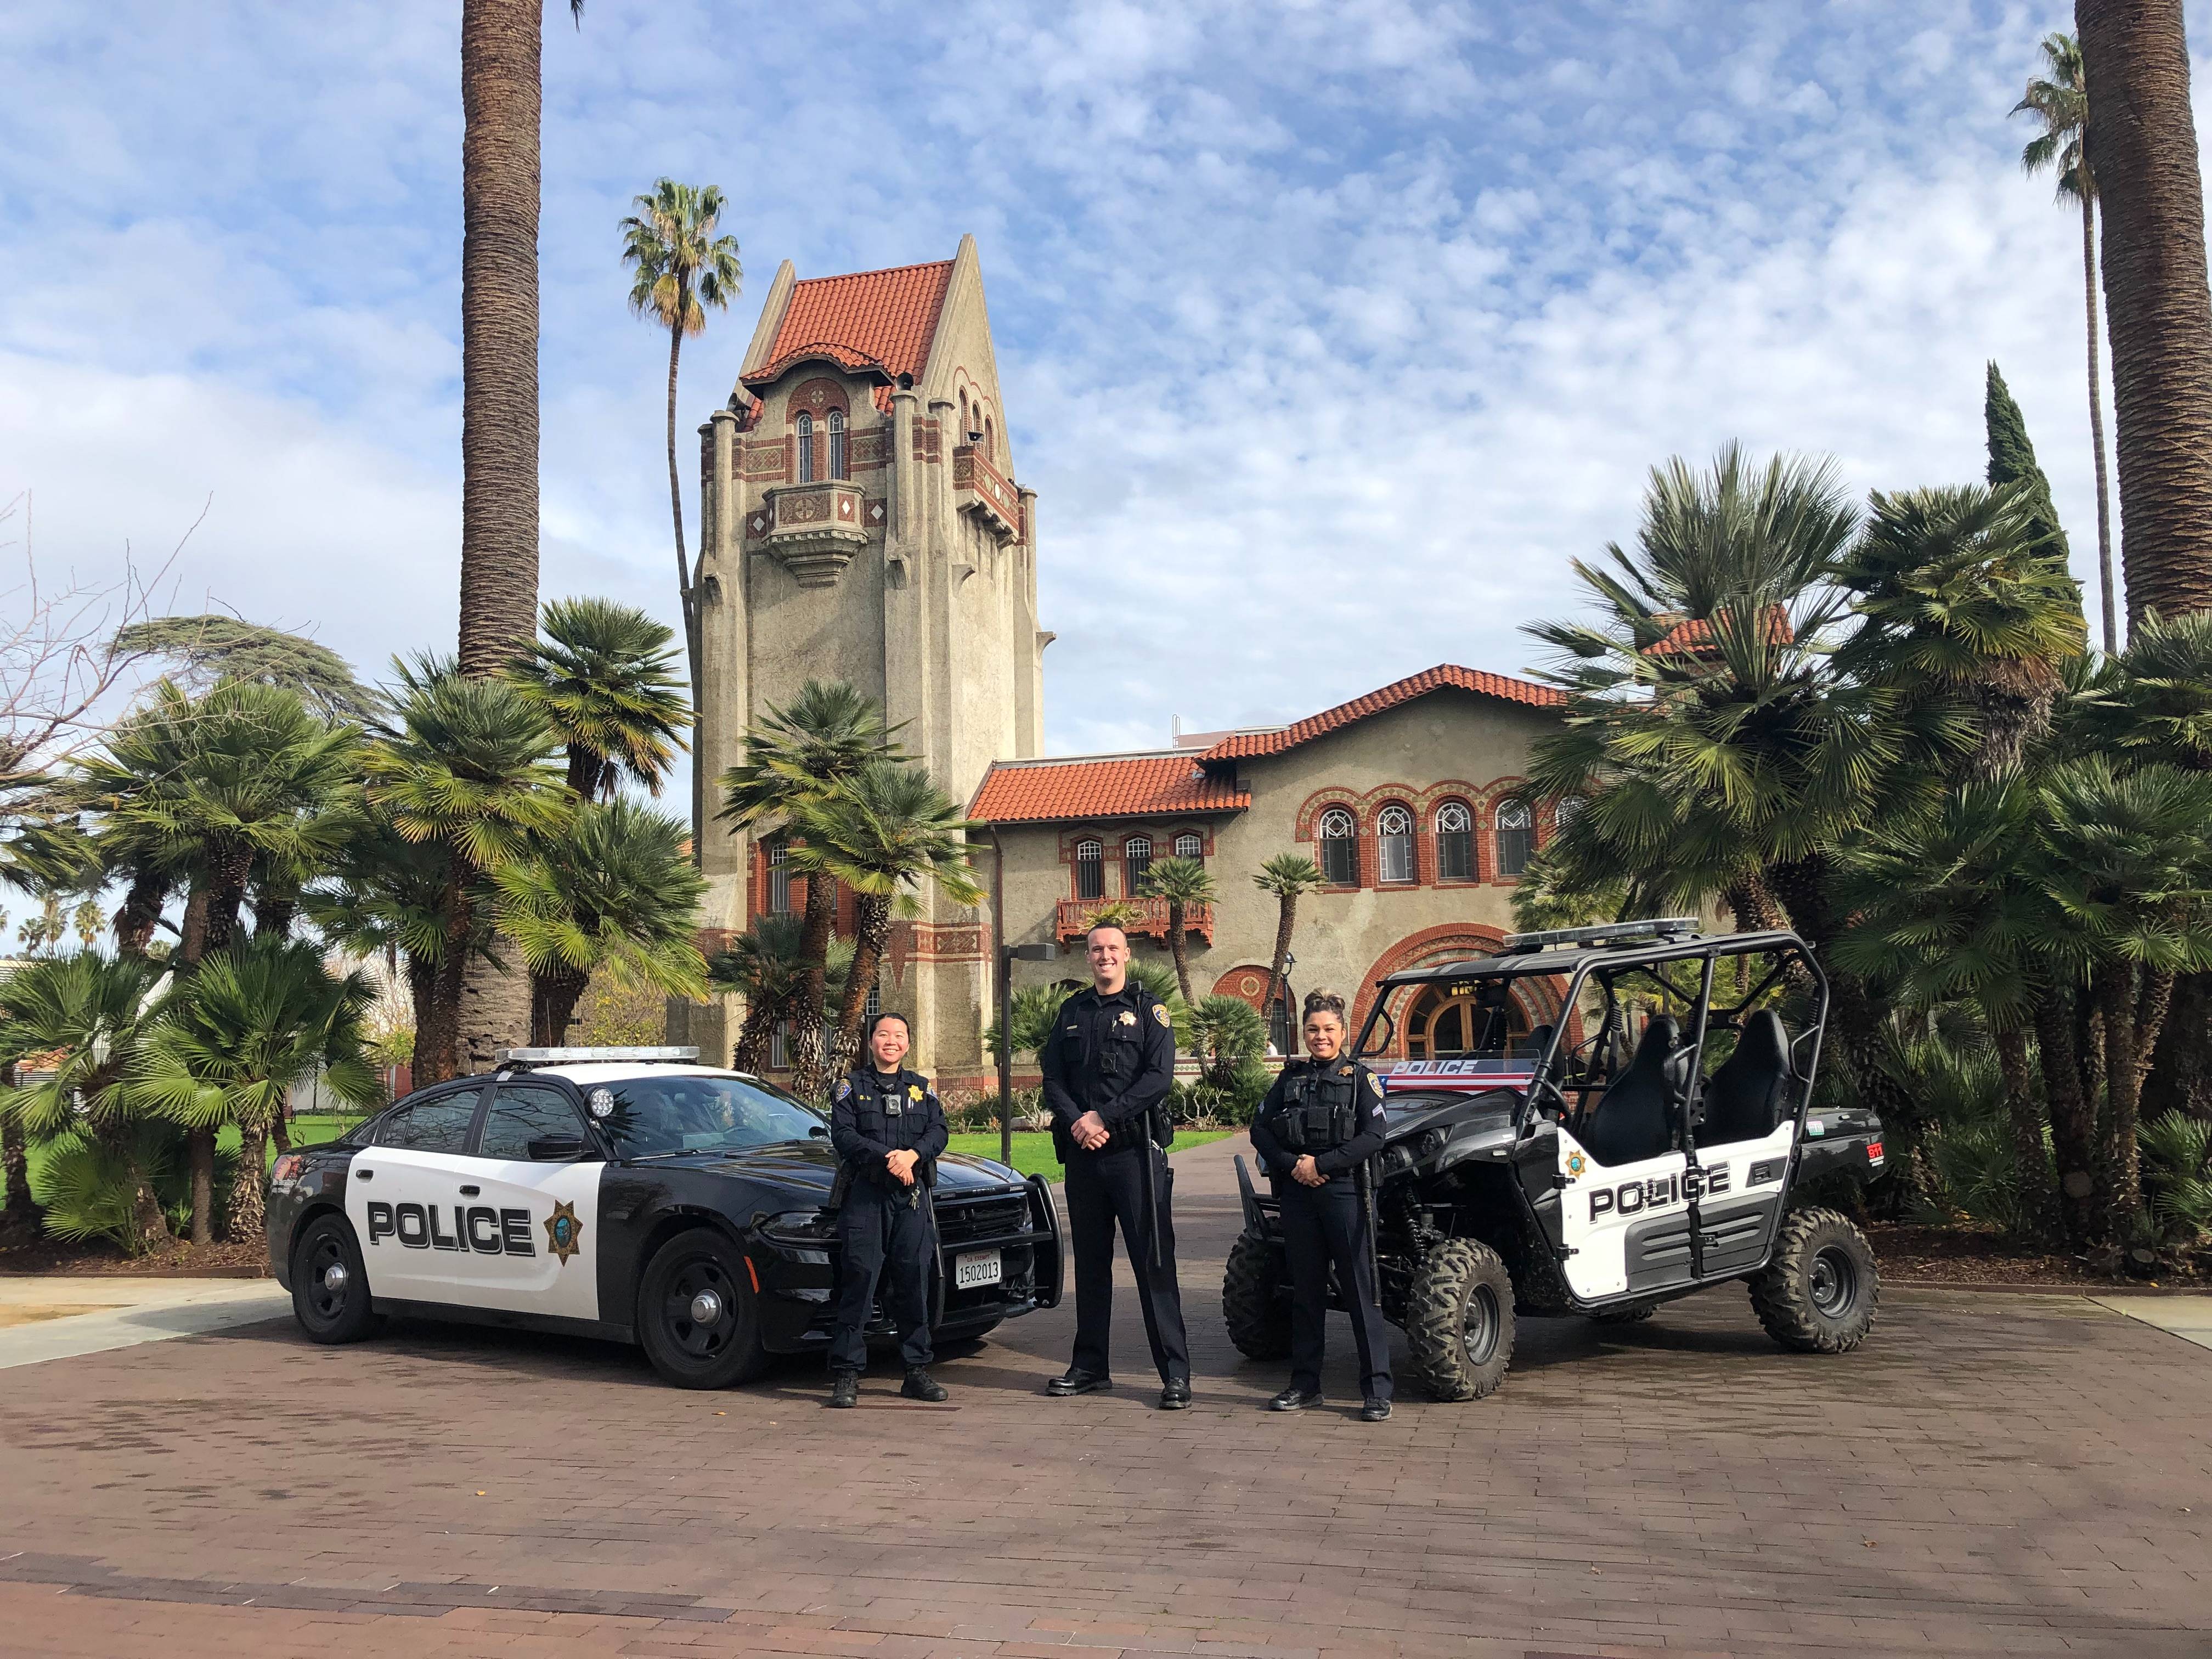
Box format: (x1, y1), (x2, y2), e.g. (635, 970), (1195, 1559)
(0, 0), (2172, 777)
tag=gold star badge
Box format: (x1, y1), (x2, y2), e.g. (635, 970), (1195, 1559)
(544, 1199), (584, 1264)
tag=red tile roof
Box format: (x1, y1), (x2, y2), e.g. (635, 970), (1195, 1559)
(1198, 664), (1563, 760)
(970, 755), (1251, 825)
(743, 259), (955, 413)
(1647, 606), (1794, 657)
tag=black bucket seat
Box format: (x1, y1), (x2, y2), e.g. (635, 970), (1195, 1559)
(1697, 1010), (1791, 1147)
(1579, 1015), (1681, 1167)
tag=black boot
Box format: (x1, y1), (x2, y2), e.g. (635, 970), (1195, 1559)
(829, 1370), (859, 1409)
(901, 1366), (947, 1402)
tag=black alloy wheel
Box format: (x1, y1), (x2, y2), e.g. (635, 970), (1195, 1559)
(290, 1214), (381, 1344)
(637, 1230), (770, 1390)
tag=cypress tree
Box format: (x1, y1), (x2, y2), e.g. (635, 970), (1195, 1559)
(1985, 362), (2071, 563)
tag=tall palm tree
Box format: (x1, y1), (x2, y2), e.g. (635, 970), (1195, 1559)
(782, 761), (984, 1076)
(362, 663), (571, 1083)
(2075, 0), (2212, 624)
(506, 597), (690, 799)
(2015, 31), (2118, 653)
(1251, 853), (1323, 1048)
(619, 178), (743, 715)
(493, 798), (709, 1045)
(133, 938), (381, 1244)
(0, 953), (172, 1253)
(719, 681), (901, 1098)
(1139, 854), (1215, 1008)
(706, 915), (854, 1075)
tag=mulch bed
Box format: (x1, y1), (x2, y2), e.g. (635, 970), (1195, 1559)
(1868, 1221), (2203, 1290)
(0, 1237), (270, 1278)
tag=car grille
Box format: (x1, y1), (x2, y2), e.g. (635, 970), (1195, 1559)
(937, 1194), (1029, 1247)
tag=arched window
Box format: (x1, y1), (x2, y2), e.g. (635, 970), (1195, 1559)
(1554, 795), (1587, 831)
(1174, 832), (1202, 860)
(1496, 799), (1534, 877)
(958, 389), (970, 438)
(795, 412), (815, 483)
(766, 839), (792, 913)
(1436, 800), (1474, 881)
(827, 409), (848, 479)
(1074, 839), (1104, 900)
(1378, 804), (1415, 884)
(1318, 807), (1357, 886)
(1124, 835), (1153, 894)
(984, 416), (996, 459)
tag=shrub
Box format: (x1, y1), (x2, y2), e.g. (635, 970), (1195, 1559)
(2142, 1111), (2212, 1245)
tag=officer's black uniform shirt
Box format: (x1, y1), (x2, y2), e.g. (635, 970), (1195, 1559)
(1250, 1058), (1388, 1184)
(830, 1066), (949, 1190)
(1039, 981), (1177, 1155)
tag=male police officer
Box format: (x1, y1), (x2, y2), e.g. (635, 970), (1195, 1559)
(827, 1011), (950, 1408)
(1039, 922), (1191, 1408)
(1249, 989), (1393, 1421)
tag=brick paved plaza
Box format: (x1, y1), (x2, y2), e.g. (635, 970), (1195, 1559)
(1, 1136), (2207, 1659)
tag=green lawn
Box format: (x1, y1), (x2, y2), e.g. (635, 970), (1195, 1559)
(945, 1129), (1229, 1181)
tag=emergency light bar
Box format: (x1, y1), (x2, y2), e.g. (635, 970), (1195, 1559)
(495, 1046), (701, 1066)
(1503, 917), (1702, 952)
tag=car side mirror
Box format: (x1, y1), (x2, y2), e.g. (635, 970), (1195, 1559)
(528, 1134), (586, 1161)
(809, 1124), (829, 1137)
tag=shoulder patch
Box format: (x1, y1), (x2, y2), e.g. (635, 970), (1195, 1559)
(1364, 1073), (1381, 1095)
(834, 1079), (852, 1101)
(1152, 1002), (1171, 1027)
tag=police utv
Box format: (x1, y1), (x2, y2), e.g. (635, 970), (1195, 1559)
(1223, 919), (1887, 1400)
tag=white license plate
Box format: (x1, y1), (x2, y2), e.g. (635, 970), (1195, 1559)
(954, 1250), (1002, 1289)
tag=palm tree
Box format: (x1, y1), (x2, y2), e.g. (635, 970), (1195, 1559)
(494, 798), (709, 1045)
(706, 915), (854, 1075)
(132, 938), (381, 1243)
(782, 761), (984, 1076)
(1250, 853), (1322, 1043)
(311, 820), (472, 1076)
(718, 681), (900, 1098)
(506, 597), (690, 800)
(2075, 0), (2212, 623)
(2015, 32), (2118, 653)
(0, 953), (172, 1253)
(362, 663), (571, 1083)
(1138, 854), (1215, 1007)
(619, 178), (743, 708)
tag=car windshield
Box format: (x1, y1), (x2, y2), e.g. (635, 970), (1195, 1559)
(586, 1073), (825, 1159)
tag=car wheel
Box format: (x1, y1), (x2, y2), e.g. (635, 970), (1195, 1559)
(290, 1213), (381, 1345)
(1404, 1238), (1515, 1401)
(1592, 1300), (1657, 1325)
(1749, 1206), (1880, 1355)
(637, 1229), (770, 1390)
(1221, 1231), (1293, 1360)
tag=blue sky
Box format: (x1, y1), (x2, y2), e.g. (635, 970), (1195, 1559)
(0, 1), (2152, 774)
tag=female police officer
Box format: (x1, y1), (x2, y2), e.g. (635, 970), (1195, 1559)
(826, 1012), (949, 1408)
(1248, 989), (1393, 1421)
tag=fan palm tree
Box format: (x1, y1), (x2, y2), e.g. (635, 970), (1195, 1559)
(706, 915), (854, 1075)
(493, 798), (709, 1045)
(719, 681), (901, 1098)
(0, 952), (172, 1252)
(1251, 853), (1322, 1042)
(362, 662), (571, 1084)
(132, 937), (381, 1243)
(782, 761), (984, 1076)
(2015, 31), (2118, 653)
(311, 820), (472, 1075)
(506, 597), (690, 800)
(619, 178), (743, 703)
(2074, 1), (2212, 623)
(1138, 854), (1215, 1008)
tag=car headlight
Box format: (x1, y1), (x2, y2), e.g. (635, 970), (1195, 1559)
(761, 1208), (835, 1243)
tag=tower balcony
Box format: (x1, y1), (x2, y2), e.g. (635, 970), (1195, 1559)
(1054, 896), (1214, 946)
(953, 446), (1022, 544)
(760, 483), (870, 587)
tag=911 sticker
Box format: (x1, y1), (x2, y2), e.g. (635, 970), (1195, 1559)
(1866, 1139), (1884, 1165)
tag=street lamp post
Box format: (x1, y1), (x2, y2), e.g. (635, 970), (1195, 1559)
(988, 826), (1057, 1166)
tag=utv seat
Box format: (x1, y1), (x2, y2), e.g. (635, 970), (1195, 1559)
(1578, 1016), (1681, 1167)
(1698, 1010), (1791, 1147)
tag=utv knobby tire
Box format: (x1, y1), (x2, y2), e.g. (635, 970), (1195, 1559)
(1750, 1206), (1879, 1355)
(1221, 1231), (1293, 1360)
(1405, 1239), (1515, 1402)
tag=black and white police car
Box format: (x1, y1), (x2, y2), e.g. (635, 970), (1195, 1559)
(267, 1047), (1062, 1388)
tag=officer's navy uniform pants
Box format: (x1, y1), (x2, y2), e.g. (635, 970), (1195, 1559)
(1282, 1180), (1393, 1401)
(1064, 1144), (1189, 1382)
(830, 1181), (934, 1372)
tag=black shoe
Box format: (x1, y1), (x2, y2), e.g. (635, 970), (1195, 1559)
(828, 1372), (859, 1409)
(1046, 1369), (1113, 1397)
(1360, 1398), (1392, 1423)
(901, 1367), (948, 1403)
(1158, 1378), (1192, 1410)
(1268, 1386), (1323, 1413)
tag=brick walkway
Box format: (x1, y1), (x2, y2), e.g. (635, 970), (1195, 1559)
(1, 1135), (2206, 1658)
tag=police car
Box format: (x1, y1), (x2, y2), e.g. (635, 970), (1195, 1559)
(267, 1048), (1062, 1389)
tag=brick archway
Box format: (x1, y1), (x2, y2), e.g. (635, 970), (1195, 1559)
(1350, 924), (1572, 1058)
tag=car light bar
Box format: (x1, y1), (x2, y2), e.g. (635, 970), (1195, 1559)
(1503, 917), (1702, 951)
(495, 1046), (701, 1066)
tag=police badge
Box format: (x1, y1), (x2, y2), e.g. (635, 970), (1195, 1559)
(1118, 1010), (1137, 1027)
(544, 1200), (584, 1263)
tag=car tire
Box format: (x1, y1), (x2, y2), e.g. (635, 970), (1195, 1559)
(1750, 1206), (1880, 1355)
(290, 1212), (381, 1345)
(1221, 1231), (1293, 1360)
(1404, 1238), (1515, 1401)
(636, 1229), (770, 1390)
(1592, 1300), (1657, 1325)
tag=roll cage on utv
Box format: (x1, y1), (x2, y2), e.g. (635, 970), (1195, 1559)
(1223, 918), (1888, 1401)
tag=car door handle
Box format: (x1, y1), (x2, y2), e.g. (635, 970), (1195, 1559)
(458, 1184), (480, 1197)
(355, 1169), (374, 1181)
